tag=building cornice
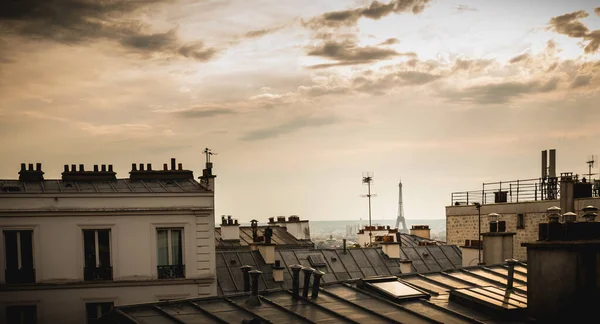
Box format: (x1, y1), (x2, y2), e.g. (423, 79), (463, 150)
(0, 207), (213, 217)
(0, 276), (215, 291)
(0, 192), (213, 198)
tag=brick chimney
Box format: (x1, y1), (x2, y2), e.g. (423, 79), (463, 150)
(481, 213), (515, 265)
(18, 163), (44, 181)
(409, 225), (430, 239)
(220, 215), (240, 241)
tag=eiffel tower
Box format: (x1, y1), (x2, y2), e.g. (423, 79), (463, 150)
(395, 180), (409, 233)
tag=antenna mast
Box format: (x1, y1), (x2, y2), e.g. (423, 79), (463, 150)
(396, 180), (408, 233)
(361, 173), (376, 246)
(586, 155), (597, 181)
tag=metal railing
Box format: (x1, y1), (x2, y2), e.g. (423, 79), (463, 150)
(84, 266), (113, 281)
(5, 268), (36, 284)
(451, 177), (561, 206)
(157, 265), (185, 279)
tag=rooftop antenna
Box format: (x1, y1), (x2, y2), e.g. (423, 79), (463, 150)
(361, 172), (376, 246)
(396, 179), (409, 233)
(586, 155), (597, 181)
(203, 147), (217, 164)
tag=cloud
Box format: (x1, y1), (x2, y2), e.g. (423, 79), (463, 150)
(0, 0), (217, 61)
(170, 107), (237, 118)
(240, 115), (338, 141)
(378, 38), (400, 45)
(307, 39), (413, 68)
(244, 26), (285, 38)
(570, 75), (592, 88)
(443, 78), (560, 104)
(509, 53), (530, 64)
(305, 0), (431, 29)
(547, 10), (600, 54)
(595, 7), (600, 16)
(456, 5), (477, 12)
(452, 58), (495, 73)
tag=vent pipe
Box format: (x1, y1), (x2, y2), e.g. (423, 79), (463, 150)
(240, 265), (252, 293)
(302, 267), (314, 298)
(311, 270), (324, 298)
(290, 264), (302, 299)
(582, 206), (598, 222)
(342, 239), (347, 253)
(249, 270), (261, 296)
(505, 259), (518, 290)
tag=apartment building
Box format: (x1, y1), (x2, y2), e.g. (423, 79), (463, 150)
(0, 157), (217, 324)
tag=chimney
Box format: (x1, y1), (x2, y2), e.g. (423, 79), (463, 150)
(290, 264), (303, 299)
(302, 267), (314, 298)
(410, 225), (431, 239)
(28, 163), (33, 171)
(171, 158), (176, 170)
(562, 211), (577, 223)
(522, 208), (600, 323)
(139, 163), (144, 171)
(272, 260), (284, 282)
(268, 217), (275, 224)
(505, 259), (518, 290)
(221, 215), (240, 241)
(79, 164), (84, 172)
(399, 259), (412, 274)
(257, 240), (275, 265)
(276, 216), (286, 223)
(560, 172), (575, 213)
(582, 206), (598, 222)
(245, 270), (262, 307)
(284, 216), (311, 240)
(482, 213), (515, 265)
(240, 265), (252, 293)
(146, 163), (152, 171)
(163, 163), (168, 171)
(311, 270), (324, 298)
(381, 241), (402, 259)
(131, 163), (137, 171)
(18, 162), (45, 181)
(342, 239), (347, 253)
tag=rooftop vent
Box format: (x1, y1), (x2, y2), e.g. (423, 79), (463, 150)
(61, 164), (116, 182)
(129, 158), (193, 181)
(308, 254), (326, 267)
(18, 163), (44, 181)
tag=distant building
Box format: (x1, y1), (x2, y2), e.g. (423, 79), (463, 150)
(446, 149), (600, 261)
(0, 159), (217, 324)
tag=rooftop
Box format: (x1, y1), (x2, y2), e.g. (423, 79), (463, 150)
(107, 261), (529, 324)
(215, 226), (314, 250)
(0, 178), (209, 193)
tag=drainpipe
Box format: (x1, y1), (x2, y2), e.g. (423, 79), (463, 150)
(290, 264), (303, 299)
(240, 265), (252, 293)
(505, 259), (518, 290)
(311, 270), (325, 298)
(302, 267), (314, 298)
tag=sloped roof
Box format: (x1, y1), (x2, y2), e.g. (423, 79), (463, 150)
(216, 245), (463, 295)
(0, 179), (209, 193)
(107, 262), (530, 324)
(215, 226), (314, 250)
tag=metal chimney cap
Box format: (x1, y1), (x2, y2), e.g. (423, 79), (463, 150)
(248, 270), (263, 275)
(289, 264), (303, 271)
(547, 206), (561, 212)
(562, 212), (577, 216)
(582, 205), (599, 212)
(488, 213), (500, 222)
(505, 259), (519, 266)
(312, 269), (325, 277)
(240, 265), (252, 272)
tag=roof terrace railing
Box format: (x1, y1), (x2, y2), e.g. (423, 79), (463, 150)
(451, 177), (561, 206)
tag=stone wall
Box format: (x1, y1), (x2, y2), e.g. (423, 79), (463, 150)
(446, 197), (600, 261)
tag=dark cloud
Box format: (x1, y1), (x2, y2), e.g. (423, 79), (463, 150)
(305, 0), (431, 29)
(595, 7), (600, 16)
(178, 43), (218, 61)
(548, 10), (600, 54)
(571, 75), (592, 88)
(307, 39), (410, 68)
(240, 115), (338, 141)
(378, 38), (400, 45)
(172, 108), (236, 118)
(0, 0), (217, 61)
(443, 78), (560, 104)
(456, 5), (477, 12)
(352, 69), (442, 94)
(509, 53), (530, 64)
(244, 26), (285, 38)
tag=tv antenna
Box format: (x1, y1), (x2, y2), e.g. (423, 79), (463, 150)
(204, 147), (217, 164)
(360, 172), (377, 245)
(586, 155), (597, 181)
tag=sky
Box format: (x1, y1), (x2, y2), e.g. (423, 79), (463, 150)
(1, 0), (600, 223)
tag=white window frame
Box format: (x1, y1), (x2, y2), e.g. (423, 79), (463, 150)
(151, 223), (188, 279)
(0, 226), (39, 284)
(157, 228), (184, 266)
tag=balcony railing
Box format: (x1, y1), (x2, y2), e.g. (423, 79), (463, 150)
(157, 265), (185, 279)
(5, 268), (36, 284)
(84, 266), (113, 281)
(451, 177), (562, 206)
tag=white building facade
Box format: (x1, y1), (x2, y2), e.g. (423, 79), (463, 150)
(0, 159), (217, 324)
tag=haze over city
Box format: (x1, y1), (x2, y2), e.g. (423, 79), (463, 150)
(1, 0), (599, 222)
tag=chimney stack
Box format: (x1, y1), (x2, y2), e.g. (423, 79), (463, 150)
(399, 259), (412, 274)
(482, 212), (515, 265)
(311, 270), (324, 298)
(240, 265), (252, 293)
(171, 158), (176, 170)
(290, 264), (302, 299)
(302, 267), (314, 298)
(582, 206), (598, 222)
(272, 260), (284, 282)
(18, 162), (45, 181)
(410, 225), (431, 239)
(221, 215), (240, 241)
(342, 239), (347, 253)
(505, 259), (518, 290)
(245, 270), (262, 307)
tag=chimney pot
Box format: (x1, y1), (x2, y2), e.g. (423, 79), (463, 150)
(94, 165), (99, 172)
(505, 259), (518, 290)
(248, 270), (262, 296)
(101, 165), (106, 172)
(163, 163), (168, 171)
(108, 165), (113, 172)
(221, 215), (226, 225)
(36, 163), (41, 171)
(64, 165), (69, 172)
(547, 206), (561, 223)
(240, 265), (252, 293)
(302, 267), (314, 298)
(131, 163), (137, 171)
(235, 219), (239, 225)
(171, 158), (176, 170)
(139, 164), (144, 171)
(28, 163), (34, 171)
(79, 164), (84, 172)
(343, 238), (347, 253)
(20, 163), (26, 171)
(71, 164), (76, 172)
(290, 264), (303, 299)
(147, 163), (151, 171)
(178, 163), (182, 170)
(311, 270), (325, 298)
(562, 212), (577, 223)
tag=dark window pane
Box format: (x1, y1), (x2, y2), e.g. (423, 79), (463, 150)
(83, 230), (96, 268)
(157, 230), (168, 266)
(4, 231), (18, 270)
(7, 305), (37, 324)
(97, 230), (111, 267)
(20, 231), (34, 269)
(171, 230), (182, 266)
(86, 302), (113, 323)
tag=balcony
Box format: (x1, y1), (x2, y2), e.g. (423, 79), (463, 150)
(84, 266), (113, 281)
(157, 265), (185, 279)
(5, 268), (36, 284)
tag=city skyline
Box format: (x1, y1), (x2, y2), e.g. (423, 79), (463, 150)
(1, 0), (600, 221)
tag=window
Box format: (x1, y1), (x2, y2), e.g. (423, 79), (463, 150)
(83, 229), (112, 281)
(517, 214), (525, 229)
(86, 302), (113, 324)
(4, 230), (35, 284)
(157, 229), (184, 279)
(6, 305), (37, 324)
